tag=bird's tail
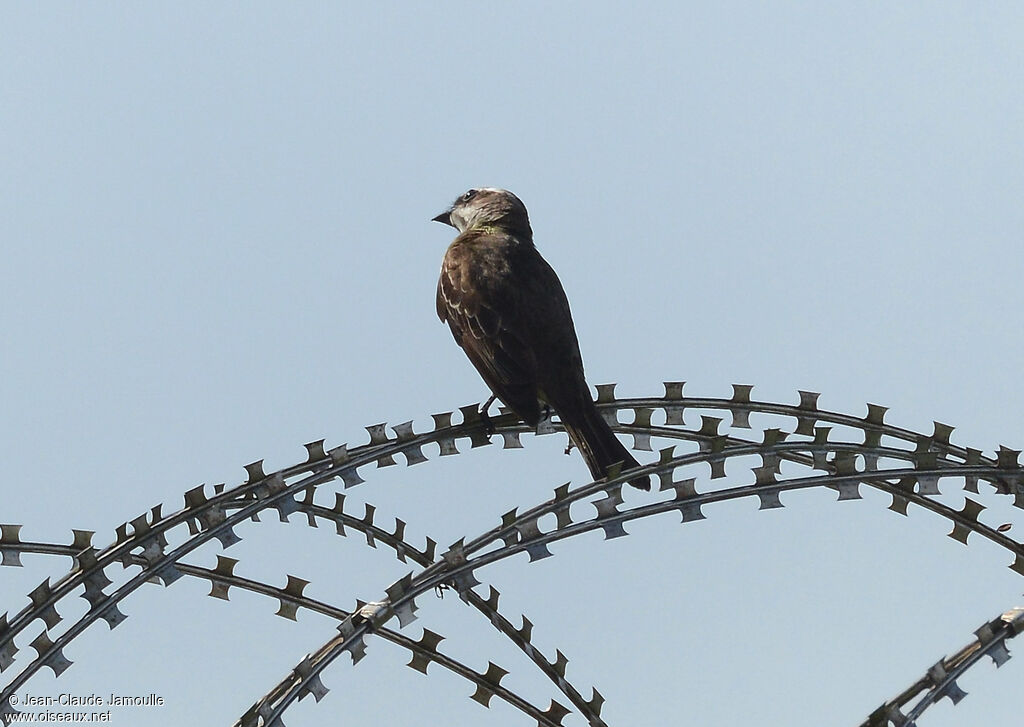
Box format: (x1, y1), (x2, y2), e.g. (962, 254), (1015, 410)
(562, 403), (651, 491)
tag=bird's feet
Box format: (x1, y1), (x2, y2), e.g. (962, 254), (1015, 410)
(434, 581), (454, 598)
(479, 395), (497, 436)
(564, 438), (575, 455)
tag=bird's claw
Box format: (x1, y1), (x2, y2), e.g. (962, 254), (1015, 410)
(479, 408), (496, 436)
(479, 394), (498, 436)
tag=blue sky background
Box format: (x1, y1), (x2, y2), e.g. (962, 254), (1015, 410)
(3, 3), (1024, 725)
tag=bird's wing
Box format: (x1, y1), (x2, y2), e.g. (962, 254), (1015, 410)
(437, 235), (542, 423)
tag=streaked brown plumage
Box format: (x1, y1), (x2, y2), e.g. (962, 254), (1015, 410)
(433, 188), (650, 490)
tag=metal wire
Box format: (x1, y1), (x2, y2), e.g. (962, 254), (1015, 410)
(2, 383), (1022, 726)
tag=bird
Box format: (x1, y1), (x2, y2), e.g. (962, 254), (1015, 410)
(433, 187), (650, 491)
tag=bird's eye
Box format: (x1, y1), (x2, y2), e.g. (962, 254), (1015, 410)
(462, 189), (477, 202)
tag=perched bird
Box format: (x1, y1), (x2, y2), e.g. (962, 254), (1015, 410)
(433, 188), (650, 490)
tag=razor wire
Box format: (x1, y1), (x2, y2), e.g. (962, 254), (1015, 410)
(2, 382), (1023, 726)
(0, 535), (566, 726)
(861, 607), (1024, 726)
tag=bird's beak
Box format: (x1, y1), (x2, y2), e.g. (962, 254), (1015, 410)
(432, 208), (455, 227)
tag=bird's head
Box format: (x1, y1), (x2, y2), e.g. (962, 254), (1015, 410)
(432, 188), (532, 238)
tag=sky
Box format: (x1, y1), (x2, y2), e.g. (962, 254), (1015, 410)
(2, 3), (1024, 725)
